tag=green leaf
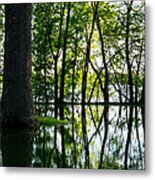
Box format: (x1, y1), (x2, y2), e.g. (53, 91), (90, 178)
(36, 116), (70, 126)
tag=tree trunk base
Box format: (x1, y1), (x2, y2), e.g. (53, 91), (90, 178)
(0, 116), (38, 130)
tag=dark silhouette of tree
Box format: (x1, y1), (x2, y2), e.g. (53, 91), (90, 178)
(59, 2), (71, 167)
(124, 1), (134, 169)
(1, 4), (36, 128)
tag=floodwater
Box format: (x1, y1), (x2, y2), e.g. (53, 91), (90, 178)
(0, 105), (145, 169)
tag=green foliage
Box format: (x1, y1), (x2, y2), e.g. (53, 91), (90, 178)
(0, 1), (145, 105)
(0, 1), (145, 170)
(102, 161), (120, 169)
(37, 116), (70, 126)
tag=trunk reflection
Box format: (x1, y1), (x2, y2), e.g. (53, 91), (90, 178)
(1, 129), (34, 167)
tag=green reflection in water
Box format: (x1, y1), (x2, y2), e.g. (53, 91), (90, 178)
(32, 105), (145, 169)
(0, 105), (145, 169)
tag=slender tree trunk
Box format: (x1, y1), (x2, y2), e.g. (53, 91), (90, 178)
(54, 3), (65, 117)
(59, 2), (71, 108)
(70, 26), (78, 168)
(124, 2), (134, 169)
(1, 4), (35, 128)
(81, 4), (98, 168)
(81, 6), (97, 104)
(43, 34), (48, 116)
(47, 4), (66, 155)
(96, 9), (109, 104)
(125, 3), (133, 103)
(98, 105), (109, 169)
(59, 2), (71, 167)
(141, 77), (145, 135)
(95, 3), (109, 168)
(71, 105), (77, 168)
(81, 105), (90, 168)
(72, 26), (78, 104)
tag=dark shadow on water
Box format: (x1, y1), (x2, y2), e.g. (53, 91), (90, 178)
(1, 129), (35, 167)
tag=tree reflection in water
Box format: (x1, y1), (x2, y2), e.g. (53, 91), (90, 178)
(1, 129), (35, 167)
(0, 104), (144, 169)
(32, 104), (145, 169)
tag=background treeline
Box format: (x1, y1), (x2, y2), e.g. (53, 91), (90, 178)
(0, 1), (145, 115)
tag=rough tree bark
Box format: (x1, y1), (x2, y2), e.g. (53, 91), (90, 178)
(1, 4), (35, 128)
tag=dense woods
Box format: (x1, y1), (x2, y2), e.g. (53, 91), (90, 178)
(0, 1), (145, 169)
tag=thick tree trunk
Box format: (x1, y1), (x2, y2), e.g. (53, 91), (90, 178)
(1, 4), (35, 128)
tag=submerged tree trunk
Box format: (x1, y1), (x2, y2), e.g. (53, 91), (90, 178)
(1, 4), (35, 128)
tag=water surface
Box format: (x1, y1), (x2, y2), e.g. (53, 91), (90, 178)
(0, 105), (145, 169)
